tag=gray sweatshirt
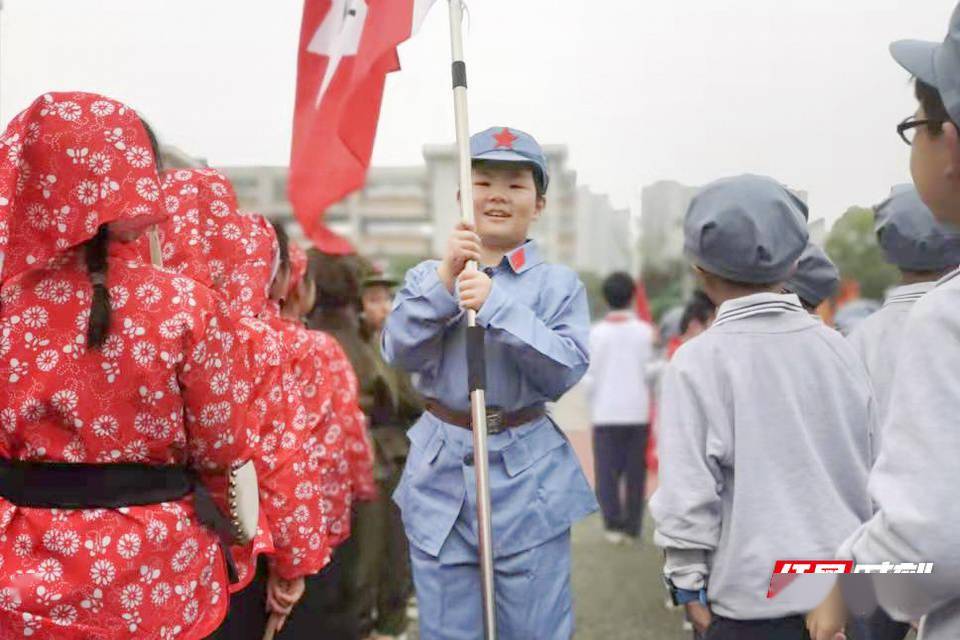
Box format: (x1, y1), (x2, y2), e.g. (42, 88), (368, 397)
(847, 282), (935, 455)
(651, 292), (874, 620)
(840, 271), (960, 640)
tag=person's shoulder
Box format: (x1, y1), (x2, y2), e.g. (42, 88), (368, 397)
(630, 317), (656, 336)
(113, 259), (219, 313)
(406, 259), (442, 281)
(536, 261), (580, 285)
(532, 262), (583, 302)
(670, 331), (719, 370)
(846, 304), (890, 344)
(915, 273), (960, 311)
(800, 320), (875, 388)
(907, 276), (960, 333)
(812, 320), (860, 356)
(306, 326), (344, 355)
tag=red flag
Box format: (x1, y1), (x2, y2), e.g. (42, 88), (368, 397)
(634, 277), (652, 323)
(289, 0), (435, 254)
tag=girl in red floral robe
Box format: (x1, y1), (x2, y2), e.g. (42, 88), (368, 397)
(150, 169), (368, 637)
(0, 93), (256, 640)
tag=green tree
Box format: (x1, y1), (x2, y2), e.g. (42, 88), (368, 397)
(825, 206), (899, 300)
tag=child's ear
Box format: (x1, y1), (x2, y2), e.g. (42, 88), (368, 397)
(944, 122), (960, 185)
(532, 195), (546, 220)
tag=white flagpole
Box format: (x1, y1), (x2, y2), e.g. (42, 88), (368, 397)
(447, 2), (497, 638)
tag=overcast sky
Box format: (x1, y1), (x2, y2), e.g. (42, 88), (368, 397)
(1, 0), (956, 223)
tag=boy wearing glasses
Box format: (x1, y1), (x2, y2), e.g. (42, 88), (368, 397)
(650, 174), (874, 640)
(839, 5), (960, 639)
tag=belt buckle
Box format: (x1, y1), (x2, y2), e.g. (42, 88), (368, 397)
(485, 406), (504, 435)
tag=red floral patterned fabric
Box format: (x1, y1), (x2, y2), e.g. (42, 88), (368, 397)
(0, 92), (255, 640)
(279, 253), (374, 544)
(0, 93), (165, 284)
(151, 172), (345, 582)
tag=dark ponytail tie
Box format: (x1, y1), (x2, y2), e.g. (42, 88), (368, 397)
(85, 226), (111, 349)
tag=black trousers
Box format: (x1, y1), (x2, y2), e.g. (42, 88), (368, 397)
(848, 608), (912, 640)
(592, 424), (649, 537)
(278, 543), (361, 640)
(207, 555), (270, 639)
(703, 614), (811, 640)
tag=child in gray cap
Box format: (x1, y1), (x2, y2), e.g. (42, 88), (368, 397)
(650, 174), (874, 640)
(848, 184), (960, 448)
(838, 6), (960, 635)
(785, 242), (841, 314)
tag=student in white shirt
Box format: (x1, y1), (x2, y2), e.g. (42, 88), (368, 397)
(650, 175), (873, 640)
(848, 184), (960, 441)
(584, 272), (656, 544)
(844, 186), (960, 640)
(837, 12), (960, 635)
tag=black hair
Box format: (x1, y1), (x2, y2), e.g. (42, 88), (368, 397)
(680, 290), (716, 334)
(308, 250), (361, 310)
(271, 221), (290, 275)
(85, 225), (111, 348)
(916, 79), (955, 134)
(797, 297), (818, 314)
(601, 272), (635, 310)
(472, 159), (547, 198)
(138, 116), (163, 173)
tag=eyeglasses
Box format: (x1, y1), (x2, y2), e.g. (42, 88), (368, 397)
(897, 116), (942, 146)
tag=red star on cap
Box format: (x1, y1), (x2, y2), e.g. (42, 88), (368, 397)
(493, 127), (518, 149)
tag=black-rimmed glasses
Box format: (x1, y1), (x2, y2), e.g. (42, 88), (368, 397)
(898, 116), (941, 146)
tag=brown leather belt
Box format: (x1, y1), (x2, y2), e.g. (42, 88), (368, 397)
(425, 399), (546, 434)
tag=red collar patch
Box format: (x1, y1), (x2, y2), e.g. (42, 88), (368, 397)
(509, 247), (526, 272)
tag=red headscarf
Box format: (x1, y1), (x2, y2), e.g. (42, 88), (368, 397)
(286, 240), (308, 299)
(151, 168), (275, 318)
(0, 92), (165, 283)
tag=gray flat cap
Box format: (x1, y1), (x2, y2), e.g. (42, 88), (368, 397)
(890, 3), (960, 125)
(785, 242), (840, 308)
(684, 174), (810, 284)
(875, 184), (960, 271)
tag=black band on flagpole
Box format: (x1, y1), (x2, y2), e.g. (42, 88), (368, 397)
(452, 61), (467, 89)
(466, 325), (486, 391)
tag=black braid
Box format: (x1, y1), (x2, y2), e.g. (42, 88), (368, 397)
(271, 221), (290, 274)
(85, 225), (111, 348)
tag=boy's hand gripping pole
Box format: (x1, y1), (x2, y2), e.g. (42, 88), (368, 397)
(448, 2), (497, 638)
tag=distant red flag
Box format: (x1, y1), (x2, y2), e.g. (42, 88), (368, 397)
(289, 0), (436, 254)
(635, 277), (652, 322)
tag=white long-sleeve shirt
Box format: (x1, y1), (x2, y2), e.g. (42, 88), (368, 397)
(841, 270), (960, 640)
(651, 292), (875, 620)
(583, 311), (655, 426)
(847, 282), (935, 454)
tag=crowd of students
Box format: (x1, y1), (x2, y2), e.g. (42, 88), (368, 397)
(4, 4), (960, 640)
(0, 91), (424, 640)
(582, 7), (960, 640)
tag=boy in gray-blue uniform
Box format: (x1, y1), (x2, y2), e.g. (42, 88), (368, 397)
(383, 126), (597, 640)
